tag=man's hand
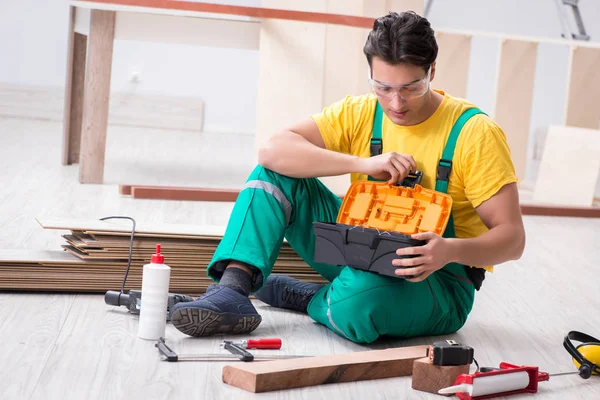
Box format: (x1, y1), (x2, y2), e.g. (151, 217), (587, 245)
(357, 152), (417, 185)
(392, 232), (455, 282)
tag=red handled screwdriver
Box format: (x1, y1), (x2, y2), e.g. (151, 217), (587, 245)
(225, 338), (282, 350)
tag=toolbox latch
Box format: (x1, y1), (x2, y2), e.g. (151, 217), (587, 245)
(397, 170), (423, 188)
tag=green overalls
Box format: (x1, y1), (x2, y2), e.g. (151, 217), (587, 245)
(207, 101), (485, 344)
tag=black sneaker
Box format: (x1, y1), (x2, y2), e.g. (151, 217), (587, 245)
(169, 284), (261, 337)
(254, 274), (325, 313)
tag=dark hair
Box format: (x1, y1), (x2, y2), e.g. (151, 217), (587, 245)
(363, 11), (437, 71)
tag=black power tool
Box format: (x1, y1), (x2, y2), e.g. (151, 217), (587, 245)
(105, 290), (195, 321)
(427, 339), (475, 366)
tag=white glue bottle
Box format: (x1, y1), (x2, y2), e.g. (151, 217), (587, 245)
(138, 244), (171, 340)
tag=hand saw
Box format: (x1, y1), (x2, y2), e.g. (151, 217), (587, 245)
(155, 337), (312, 362)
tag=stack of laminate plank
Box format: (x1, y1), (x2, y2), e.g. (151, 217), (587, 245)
(0, 218), (326, 296)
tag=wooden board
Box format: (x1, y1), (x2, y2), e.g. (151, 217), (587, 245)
(519, 204), (600, 218)
(433, 31), (472, 99)
(2, 217), (326, 295)
(0, 250), (87, 264)
(388, 0), (425, 14)
(492, 39), (538, 181)
(222, 345), (428, 393)
(533, 125), (600, 207)
(130, 185), (240, 202)
(36, 217), (227, 238)
(565, 46), (600, 129)
(411, 357), (470, 396)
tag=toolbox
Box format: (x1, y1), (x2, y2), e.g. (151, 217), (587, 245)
(313, 172), (453, 278)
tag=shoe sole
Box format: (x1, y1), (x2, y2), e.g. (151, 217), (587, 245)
(170, 308), (262, 337)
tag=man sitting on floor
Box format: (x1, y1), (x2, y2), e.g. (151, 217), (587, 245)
(169, 11), (526, 344)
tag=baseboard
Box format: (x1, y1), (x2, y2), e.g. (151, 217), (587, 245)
(0, 83), (206, 132)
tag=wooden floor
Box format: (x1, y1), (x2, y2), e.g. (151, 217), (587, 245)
(1, 116), (599, 400)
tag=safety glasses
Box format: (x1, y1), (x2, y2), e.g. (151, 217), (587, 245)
(368, 67), (431, 100)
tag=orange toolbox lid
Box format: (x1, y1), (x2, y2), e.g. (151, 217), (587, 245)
(337, 178), (453, 236)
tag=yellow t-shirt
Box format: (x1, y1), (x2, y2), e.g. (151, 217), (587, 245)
(311, 90), (518, 272)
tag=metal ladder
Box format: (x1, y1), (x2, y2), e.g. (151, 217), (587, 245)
(554, 0), (590, 40)
(423, 0), (590, 41)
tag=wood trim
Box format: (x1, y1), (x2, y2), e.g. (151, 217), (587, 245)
(520, 204), (600, 218)
(119, 185), (240, 202)
(118, 185), (600, 218)
(76, 0), (376, 29)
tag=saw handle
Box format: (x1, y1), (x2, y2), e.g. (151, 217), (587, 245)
(245, 338), (282, 349)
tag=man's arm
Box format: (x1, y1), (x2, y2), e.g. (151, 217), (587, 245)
(448, 182), (526, 266)
(258, 118), (417, 184)
(393, 183), (525, 282)
(258, 118), (362, 178)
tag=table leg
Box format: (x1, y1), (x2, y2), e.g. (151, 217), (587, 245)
(62, 6), (88, 165)
(79, 9), (116, 184)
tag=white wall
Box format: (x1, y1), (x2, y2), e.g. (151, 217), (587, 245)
(1, 0), (599, 189)
(426, 0), (600, 187)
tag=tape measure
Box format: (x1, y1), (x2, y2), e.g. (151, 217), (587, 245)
(427, 340), (474, 366)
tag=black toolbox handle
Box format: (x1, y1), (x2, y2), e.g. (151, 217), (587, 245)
(345, 227), (381, 250)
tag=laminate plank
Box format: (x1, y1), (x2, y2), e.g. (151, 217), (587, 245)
(0, 293), (75, 400)
(36, 217), (227, 238)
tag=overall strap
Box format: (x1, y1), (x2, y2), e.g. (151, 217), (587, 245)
(370, 101), (384, 156)
(434, 108), (485, 194)
(368, 101), (384, 181)
(437, 107), (487, 291)
(437, 107), (485, 240)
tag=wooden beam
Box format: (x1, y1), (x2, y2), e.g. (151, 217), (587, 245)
(77, 0), (376, 29)
(119, 185), (240, 202)
(411, 357), (470, 397)
(520, 204), (600, 218)
(132, 186), (239, 202)
(62, 6), (88, 165)
(222, 345), (428, 393)
(79, 9), (116, 183)
(119, 184), (132, 195)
